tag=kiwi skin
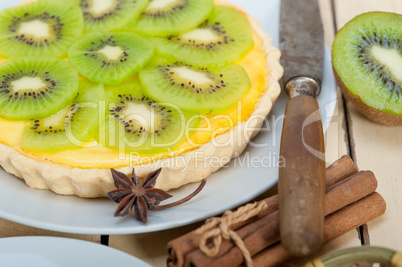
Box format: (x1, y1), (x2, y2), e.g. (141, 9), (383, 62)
(334, 70), (402, 126)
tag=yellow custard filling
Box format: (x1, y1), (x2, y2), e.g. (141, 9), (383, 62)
(0, 18), (267, 169)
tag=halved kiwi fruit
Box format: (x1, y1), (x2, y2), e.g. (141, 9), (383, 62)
(152, 6), (254, 65)
(126, 0), (214, 37)
(0, 0), (83, 58)
(99, 80), (199, 154)
(0, 57), (79, 121)
(21, 81), (103, 153)
(68, 32), (154, 85)
(139, 59), (251, 114)
(75, 0), (148, 32)
(333, 12), (402, 125)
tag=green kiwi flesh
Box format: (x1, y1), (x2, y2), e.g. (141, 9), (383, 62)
(99, 80), (199, 154)
(68, 32), (154, 85)
(139, 60), (251, 114)
(152, 6), (254, 65)
(0, 0), (83, 58)
(21, 82), (103, 153)
(0, 0), (257, 154)
(0, 57), (79, 121)
(332, 12), (402, 122)
(76, 0), (149, 32)
(126, 0), (214, 37)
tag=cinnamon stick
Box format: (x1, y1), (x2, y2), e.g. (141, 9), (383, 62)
(325, 155), (358, 187)
(184, 170), (377, 267)
(324, 171), (377, 214)
(251, 192), (386, 267)
(167, 155), (357, 267)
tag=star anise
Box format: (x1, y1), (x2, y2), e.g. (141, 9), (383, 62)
(107, 168), (206, 223)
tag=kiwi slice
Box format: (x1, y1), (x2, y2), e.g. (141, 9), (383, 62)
(68, 32), (154, 85)
(332, 12), (402, 125)
(0, 0), (83, 58)
(0, 57), (79, 121)
(152, 6), (254, 65)
(99, 80), (198, 154)
(138, 60), (251, 114)
(104, 79), (142, 102)
(21, 82), (103, 152)
(75, 0), (148, 32)
(126, 0), (214, 37)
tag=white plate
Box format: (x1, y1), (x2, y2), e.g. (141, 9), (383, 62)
(0, 236), (151, 267)
(0, 0), (337, 234)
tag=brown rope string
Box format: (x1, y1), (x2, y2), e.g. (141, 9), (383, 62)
(195, 201), (268, 267)
(305, 258), (326, 267)
(392, 251), (402, 267)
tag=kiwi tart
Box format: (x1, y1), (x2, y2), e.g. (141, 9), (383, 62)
(0, 0), (282, 198)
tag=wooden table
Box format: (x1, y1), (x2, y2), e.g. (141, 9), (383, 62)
(0, 0), (401, 266)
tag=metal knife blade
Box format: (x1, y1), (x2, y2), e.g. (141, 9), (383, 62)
(280, 0), (324, 86)
(278, 0), (326, 257)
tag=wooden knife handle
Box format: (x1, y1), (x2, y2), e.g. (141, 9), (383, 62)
(279, 94), (326, 256)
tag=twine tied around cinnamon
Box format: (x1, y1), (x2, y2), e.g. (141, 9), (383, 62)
(195, 201), (268, 267)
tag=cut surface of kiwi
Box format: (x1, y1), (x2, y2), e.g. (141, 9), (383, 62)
(332, 12), (402, 125)
(139, 60), (251, 114)
(104, 79), (143, 102)
(68, 32), (154, 85)
(99, 80), (199, 154)
(0, 57), (79, 121)
(21, 82), (103, 153)
(76, 0), (148, 32)
(0, 0), (83, 58)
(152, 6), (254, 65)
(126, 0), (214, 37)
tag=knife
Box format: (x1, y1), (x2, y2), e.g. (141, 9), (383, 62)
(278, 0), (326, 257)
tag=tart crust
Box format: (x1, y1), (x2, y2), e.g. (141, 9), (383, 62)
(0, 11), (283, 198)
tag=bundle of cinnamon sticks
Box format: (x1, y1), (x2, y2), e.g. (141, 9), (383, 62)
(167, 155), (386, 267)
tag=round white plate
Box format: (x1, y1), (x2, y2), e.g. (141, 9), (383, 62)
(0, 236), (151, 267)
(0, 0), (337, 234)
